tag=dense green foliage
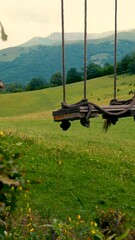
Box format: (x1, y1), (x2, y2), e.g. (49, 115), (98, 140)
(0, 39), (135, 84)
(0, 132), (22, 238)
(66, 68), (82, 84)
(50, 72), (62, 87)
(1, 50), (135, 92)
(26, 77), (48, 91)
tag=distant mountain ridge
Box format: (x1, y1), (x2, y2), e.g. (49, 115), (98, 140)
(0, 29), (135, 84)
(20, 31), (115, 47)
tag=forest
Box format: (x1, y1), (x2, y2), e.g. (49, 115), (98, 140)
(2, 51), (135, 93)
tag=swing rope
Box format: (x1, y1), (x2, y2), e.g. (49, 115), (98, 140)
(61, 0), (88, 102)
(61, 0), (66, 103)
(114, 0), (117, 100)
(84, 0), (87, 100)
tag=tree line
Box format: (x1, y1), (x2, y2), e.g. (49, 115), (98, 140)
(1, 51), (135, 93)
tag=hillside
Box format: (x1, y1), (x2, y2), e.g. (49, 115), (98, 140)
(0, 30), (135, 84)
(0, 73), (134, 118)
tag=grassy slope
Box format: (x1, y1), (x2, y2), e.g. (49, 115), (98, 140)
(0, 74), (135, 223)
(0, 74), (135, 117)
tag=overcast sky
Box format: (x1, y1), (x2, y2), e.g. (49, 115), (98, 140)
(1, 0), (135, 49)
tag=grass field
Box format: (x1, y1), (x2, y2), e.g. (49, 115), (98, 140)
(0, 74), (135, 232)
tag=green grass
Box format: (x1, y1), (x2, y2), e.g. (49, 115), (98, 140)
(0, 74), (135, 226)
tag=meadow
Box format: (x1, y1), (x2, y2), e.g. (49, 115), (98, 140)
(0, 74), (135, 238)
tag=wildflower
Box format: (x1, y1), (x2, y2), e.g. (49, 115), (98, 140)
(94, 222), (97, 227)
(90, 222), (94, 226)
(19, 186), (22, 191)
(27, 180), (30, 184)
(91, 230), (96, 235)
(28, 207), (31, 213)
(77, 214), (81, 220)
(0, 131), (5, 137)
(58, 160), (62, 165)
(4, 231), (7, 236)
(16, 142), (22, 146)
(68, 217), (72, 222)
(27, 223), (32, 227)
(29, 228), (34, 232)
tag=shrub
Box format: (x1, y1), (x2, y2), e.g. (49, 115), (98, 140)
(0, 131), (22, 238)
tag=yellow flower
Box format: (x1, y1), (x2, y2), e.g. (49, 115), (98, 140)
(19, 186), (22, 191)
(28, 207), (31, 213)
(58, 160), (62, 165)
(30, 228), (34, 232)
(77, 214), (81, 220)
(68, 217), (72, 222)
(27, 223), (31, 227)
(90, 221), (97, 227)
(94, 222), (97, 227)
(0, 131), (5, 137)
(91, 230), (95, 235)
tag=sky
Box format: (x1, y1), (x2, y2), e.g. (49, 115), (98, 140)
(1, 0), (135, 50)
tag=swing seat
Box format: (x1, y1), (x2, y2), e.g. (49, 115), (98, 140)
(52, 105), (99, 122)
(53, 104), (135, 121)
(52, 99), (135, 130)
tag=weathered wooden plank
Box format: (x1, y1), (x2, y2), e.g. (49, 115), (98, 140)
(52, 104), (135, 122)
(53, 112), (85, 121)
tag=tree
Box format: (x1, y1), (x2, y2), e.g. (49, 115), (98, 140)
(87, 63), (103, 79)
(119, 54), (131, 73)
(66, 68), (82, 84)
(49, 72), (62, 87)
(26, 77), (47, 91)
(128, 53), (135, 74)
(103, 63), (114, 75)
(6, 82), (25, 93)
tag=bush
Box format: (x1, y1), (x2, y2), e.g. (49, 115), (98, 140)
(0, 131), (22, 238)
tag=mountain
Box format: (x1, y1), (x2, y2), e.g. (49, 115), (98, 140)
(0, 29), (135, 85)
(20, 31), (115, 47)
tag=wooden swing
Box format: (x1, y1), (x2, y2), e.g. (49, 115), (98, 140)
(52, 0), (135, 131)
